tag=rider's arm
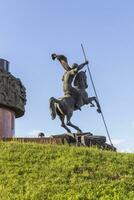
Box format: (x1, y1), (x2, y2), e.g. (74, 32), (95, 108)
(70, 61), (88, 75)
(71, 61), (88, 75)
(51, 54), (71, 71)
(77, 61), (88, 71)
(60, 60), (71, 71)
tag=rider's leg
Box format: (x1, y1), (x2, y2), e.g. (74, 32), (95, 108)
(74, 91), (83, 111)
(76, 95), (83, 110)
(67, 88), (82, 111)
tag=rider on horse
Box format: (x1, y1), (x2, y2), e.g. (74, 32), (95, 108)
(51, 54), (88, 110)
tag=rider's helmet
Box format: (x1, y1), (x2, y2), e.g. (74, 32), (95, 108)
(71, 63), (78, 69)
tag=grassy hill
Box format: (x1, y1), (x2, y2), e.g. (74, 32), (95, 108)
(0, 142), (134, 200)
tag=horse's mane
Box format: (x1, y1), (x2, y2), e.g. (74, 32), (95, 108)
(74, 71), (86, 87)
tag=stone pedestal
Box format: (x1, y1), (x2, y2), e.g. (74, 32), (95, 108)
(0, 58), (26, 138)
(52, 133), (116, 151)
(0, 108), (15, 138)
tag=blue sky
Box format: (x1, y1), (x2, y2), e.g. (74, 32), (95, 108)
(0, 0), (134, 152)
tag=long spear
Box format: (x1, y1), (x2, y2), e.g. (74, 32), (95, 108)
(81, 44), (113, 146)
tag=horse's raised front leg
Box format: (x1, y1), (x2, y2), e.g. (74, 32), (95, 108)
(66, 113), (82, 133)
(89, 96), (101, 113)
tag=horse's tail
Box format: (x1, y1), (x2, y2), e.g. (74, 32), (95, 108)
(49, 97), (57, 120)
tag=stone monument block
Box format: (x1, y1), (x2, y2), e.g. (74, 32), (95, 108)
(0, 58), (26, 138)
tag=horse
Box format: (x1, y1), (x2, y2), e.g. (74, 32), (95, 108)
(49, 71), (101, 133)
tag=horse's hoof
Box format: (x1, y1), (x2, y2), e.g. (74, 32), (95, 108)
(97, 109), (101, 113)
(51, 113), (56, 120)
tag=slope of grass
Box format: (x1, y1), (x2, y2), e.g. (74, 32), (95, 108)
(0, 142), (134, 200)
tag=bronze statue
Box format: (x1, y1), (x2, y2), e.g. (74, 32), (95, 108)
(49, 54), (101, 133)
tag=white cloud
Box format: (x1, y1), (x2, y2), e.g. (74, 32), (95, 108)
(112, 138), (134, 153)
(112, 139), (125, 145)
(118, 148), (134, 153)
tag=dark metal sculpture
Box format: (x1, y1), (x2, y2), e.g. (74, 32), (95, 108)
(52, 132), (116, 151)
(49, 54), (101, 133)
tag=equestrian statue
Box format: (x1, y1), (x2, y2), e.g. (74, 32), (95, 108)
(49, 54), (101, 133)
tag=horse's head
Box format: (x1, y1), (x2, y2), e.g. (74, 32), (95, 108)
(74, 71), (88, 89)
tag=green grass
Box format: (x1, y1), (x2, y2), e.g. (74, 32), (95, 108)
(0, 142), (134, 200)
